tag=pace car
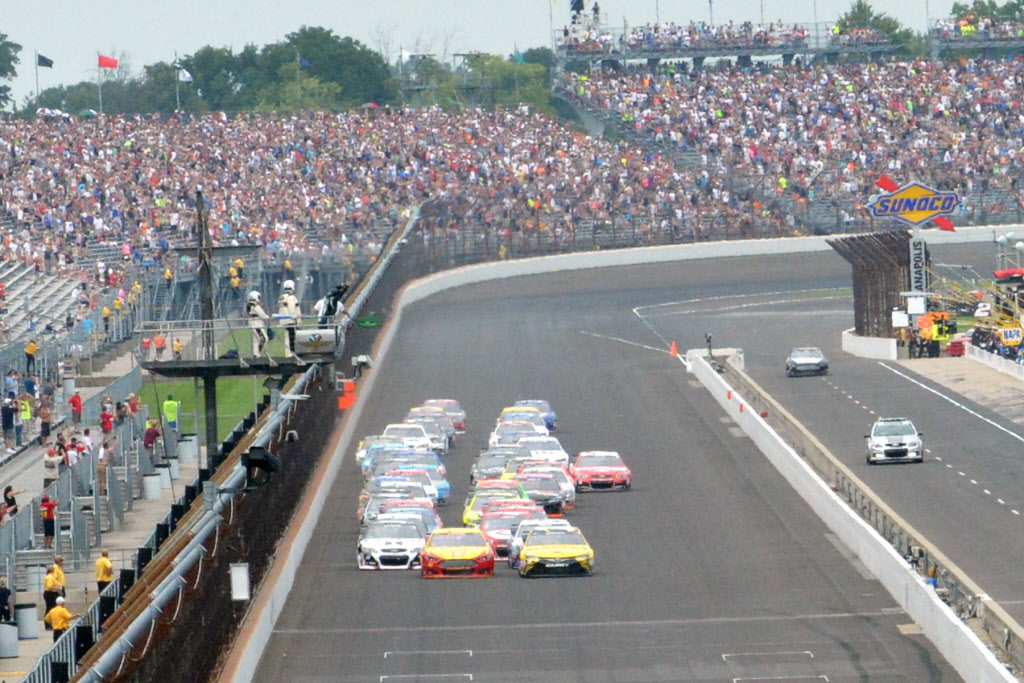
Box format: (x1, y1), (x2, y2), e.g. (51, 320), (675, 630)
(517, 526), (594, 577)
(866, 417), (924, 464)
(420, 528), (495, 578)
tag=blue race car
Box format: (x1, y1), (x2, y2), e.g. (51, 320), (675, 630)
(514, 399), (558, 431)
(389, 463), (452, 505)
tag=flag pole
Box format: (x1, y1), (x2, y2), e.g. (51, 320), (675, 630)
(174, 51), (180, 111)
(96, 53), (104, 115)
(34, 51), (39, 101)
(295, 51), (301, 109)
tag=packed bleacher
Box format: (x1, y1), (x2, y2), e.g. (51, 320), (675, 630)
(933, 16), (1024, 42)
(558, 19), (892, 57)
(562, 20), (813, 56)
(564, 57), (1024, 233)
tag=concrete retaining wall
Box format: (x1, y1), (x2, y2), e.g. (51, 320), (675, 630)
(842, 327), (898, 360)
(691, 350), (1015, 682)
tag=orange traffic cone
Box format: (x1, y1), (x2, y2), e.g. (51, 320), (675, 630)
(669, 341), (678, 356)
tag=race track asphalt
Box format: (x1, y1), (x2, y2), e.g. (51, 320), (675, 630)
(252, 251), (963, 682)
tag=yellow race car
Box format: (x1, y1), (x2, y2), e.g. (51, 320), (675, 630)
(462, 489), (528, 526)
(518, 526), (594, 578)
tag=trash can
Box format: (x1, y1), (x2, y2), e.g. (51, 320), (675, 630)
(168, 457), (179, 481)
(61, 377), (75, 397)
(178, 434), (198, 463)
(141, 474), (162, 500)
(0, 621), (18, 657)
(25, 565), (46, 593)
(155, 463), (171, 489)
(15, 603), (38, 640)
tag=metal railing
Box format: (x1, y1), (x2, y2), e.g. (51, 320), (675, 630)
(23, 578), (122, 683)
(135, 314), (346, 365)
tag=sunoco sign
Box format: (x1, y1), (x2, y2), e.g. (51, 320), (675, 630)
(909, 238), (927, 293)
(868, 181), (960, 227)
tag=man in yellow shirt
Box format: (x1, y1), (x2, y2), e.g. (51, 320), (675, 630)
(42, 565), (62, 628)
(172, 338), (183, 361)
(44, 596), (73, 642)
(24, 339), (36, 373)
(96, 549), (114, 593)
(53, 555), (66, 594)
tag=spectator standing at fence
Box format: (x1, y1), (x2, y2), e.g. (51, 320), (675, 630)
(96, 438), (111, 496)
(53, 555), (66, 596)
(163, 395), (180, 431)
(95, 549), (113, 593)
(68, 389), (82, 427)
(154, 332), (166, 360)
(43, 448), (61, 488)
(42, 564), (61, 623)
(1, 397), (15, 454)
(20, 394), (33, 442)
(99, 407), (114, 435)
(40, 495), (58, 549)
(173, 337), (182, 360)
(44, 596), (73, 642)
(12, 396), (23, 448)
(0, 577), (12, 622)
(38, 401), (52, 446)
(3, 485), (24, 515)
(24, 339), (36, 374)
(143, 420), (161, 462)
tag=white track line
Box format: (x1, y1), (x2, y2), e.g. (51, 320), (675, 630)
(878, 362), (1024, 445)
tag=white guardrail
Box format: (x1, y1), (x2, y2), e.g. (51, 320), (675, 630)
(225, 225), (1006, 682)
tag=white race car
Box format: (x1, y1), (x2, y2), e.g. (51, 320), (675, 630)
(357, 521), (426, 570)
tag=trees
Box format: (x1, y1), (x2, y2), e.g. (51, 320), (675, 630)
(0, 31), (21, 110)
(17, 27), (550, 115)
(950, 0), (1024, 20)
(836, 0), (916, 52)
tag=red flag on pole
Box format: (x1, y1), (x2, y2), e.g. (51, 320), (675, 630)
(98, 55), (118, 69)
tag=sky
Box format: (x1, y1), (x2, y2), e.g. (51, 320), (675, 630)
(4, 0), (946, 110)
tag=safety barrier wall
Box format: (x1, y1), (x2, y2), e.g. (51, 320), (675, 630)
(722, 355), (1024, 673)
(688, 350), (1015, 682)
(841, 327), (898, 360)
(226, 224), (1001, 681)
(967, 343), (1024, 380)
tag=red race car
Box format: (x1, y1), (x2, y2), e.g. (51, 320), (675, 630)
(570, 450), (632, 491)
(421, 528), (495, 578)
(479, 509), (547, 557)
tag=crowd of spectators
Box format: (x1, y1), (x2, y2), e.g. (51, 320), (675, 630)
(566, 57), (1024, 234)
(561, 20), (813, 56)
(559, 19), (894, 56)
(934, 16), (1024, 42)
(5, 51), (1024, 273)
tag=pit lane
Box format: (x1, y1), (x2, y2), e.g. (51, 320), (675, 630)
(252, 252), (961, 681)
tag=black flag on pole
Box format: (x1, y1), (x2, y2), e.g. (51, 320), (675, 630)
(37, 54), (53, 68)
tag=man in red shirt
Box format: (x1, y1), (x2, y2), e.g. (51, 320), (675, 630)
(99, 410), (114, 434)
(40, 495), (58, 549)
(68, 390), (83, 427)
(143, 420), (161, 462)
